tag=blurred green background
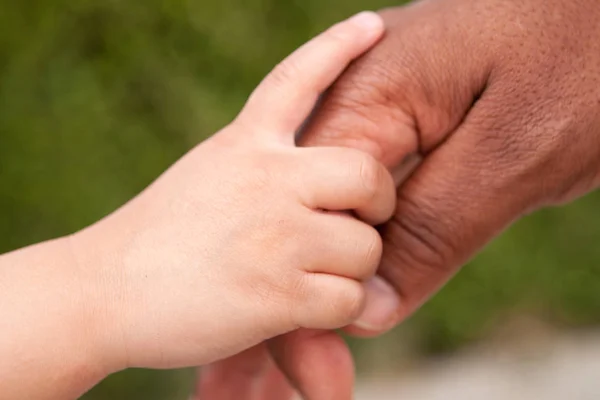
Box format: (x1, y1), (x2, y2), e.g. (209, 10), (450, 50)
(2, 0), (600, 398)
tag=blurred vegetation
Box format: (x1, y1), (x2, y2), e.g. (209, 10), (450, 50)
(2, 0), (600, 398)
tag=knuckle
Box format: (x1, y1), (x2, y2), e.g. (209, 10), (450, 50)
(268, 58), (301, 89)
(326, 66), (405, 128)
(329, 282), (365, 326)
(286, 272), (313, 325)
(238, 167), (272, 198)
(249, 280), (291, 330)
(332, 41), (422, 116)
(384, 192), (456, 280)
(304, 65), (420, 162)
(289, 275), (365, 329)
(240, 153), (281, 193)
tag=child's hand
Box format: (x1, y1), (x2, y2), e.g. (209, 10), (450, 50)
(74, 12), (391, 372)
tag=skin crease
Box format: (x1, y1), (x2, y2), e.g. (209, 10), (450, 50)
(0, 14), (396, 400)
(193, 0), (600, 399)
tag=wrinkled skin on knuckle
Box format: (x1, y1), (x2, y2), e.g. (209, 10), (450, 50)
(303, 64), (419, 166)
(376, 195), (461, 308)
(376, 3), (493, 150)
(388, 192), (455, 270)
(268, 57), (303, 91)
(300, 1), (491, 167)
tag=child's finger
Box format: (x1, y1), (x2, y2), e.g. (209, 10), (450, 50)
(238, 11), (384, 138)
(292, 274), (366, 330)
(291, 147), (396, 226)
(302, 212), (382, 281)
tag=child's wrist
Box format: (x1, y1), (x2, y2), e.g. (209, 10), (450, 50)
(0, 235), (116, 398)
(64, 231), (128, 376)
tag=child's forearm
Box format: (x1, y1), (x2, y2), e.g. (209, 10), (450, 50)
(0, 237), (111, 400)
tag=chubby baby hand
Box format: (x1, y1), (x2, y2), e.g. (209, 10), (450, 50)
(72, 12), (392, 373)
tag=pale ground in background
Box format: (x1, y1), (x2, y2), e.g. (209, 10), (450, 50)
(355, 321), (600, 400)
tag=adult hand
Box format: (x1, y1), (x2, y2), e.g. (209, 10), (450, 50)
(193, 0), (600, 398)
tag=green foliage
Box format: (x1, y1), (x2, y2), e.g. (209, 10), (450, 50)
(2, 1), (600, 398)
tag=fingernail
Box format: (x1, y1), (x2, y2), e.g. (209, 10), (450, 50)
(392, 153), (422, 187)
(353, 276), (400, 331)
(349, 11), (383, 32)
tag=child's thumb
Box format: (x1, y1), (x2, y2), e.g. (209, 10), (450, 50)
(235, 12), (384, 144)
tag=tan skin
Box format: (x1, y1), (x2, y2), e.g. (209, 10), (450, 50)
(194, 0), (600, 399)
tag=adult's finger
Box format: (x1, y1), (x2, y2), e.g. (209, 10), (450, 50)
(354, 87), (546, 329)
(268, 330), (355, 400)
(298, 3), (494, 332)
(192, 344), (295, 400)
(276, 2), (495, 395)
(259, 0), (600, 397)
